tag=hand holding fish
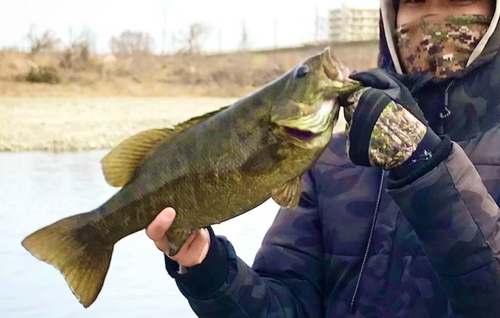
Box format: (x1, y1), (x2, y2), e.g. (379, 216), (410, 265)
(146, 207), (210, 267)
(342, 69), (450, 185)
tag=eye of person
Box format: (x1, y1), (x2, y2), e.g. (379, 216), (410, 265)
(401, 0), (426, 4)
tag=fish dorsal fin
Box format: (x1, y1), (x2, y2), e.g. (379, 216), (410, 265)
(271, 177), (301, 208)
(101, 105), (230, 187)
(101, 128), (173, 187)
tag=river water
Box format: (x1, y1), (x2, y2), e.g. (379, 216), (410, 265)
(0, 151), (279, 317)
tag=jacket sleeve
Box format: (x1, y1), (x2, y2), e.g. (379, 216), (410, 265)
(387, 141), (500, 318)
(165, 169), (325, 318)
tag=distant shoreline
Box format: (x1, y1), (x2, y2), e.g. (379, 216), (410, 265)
(0, 97), (236, 152)
(0, 97), (347, 153)
(0, 41), (369, 152)
(0, 41), (378, 98)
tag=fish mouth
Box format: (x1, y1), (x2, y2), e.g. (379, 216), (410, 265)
(321, 47), (358, 93)
(322, 47), (343, 82)
(282, 126), (321, 142)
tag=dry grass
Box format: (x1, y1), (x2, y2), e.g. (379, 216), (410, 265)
(0, 42), (374, 152)
(0, 41), (379, 98)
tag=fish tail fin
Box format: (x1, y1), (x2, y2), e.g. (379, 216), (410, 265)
(21, 211), (113, 308)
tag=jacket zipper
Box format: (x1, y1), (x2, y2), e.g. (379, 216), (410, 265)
(438, 80), (455, 134)
(349, 170), (385, 314)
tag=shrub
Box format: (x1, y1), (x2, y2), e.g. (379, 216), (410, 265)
(25, 67), (60, 84)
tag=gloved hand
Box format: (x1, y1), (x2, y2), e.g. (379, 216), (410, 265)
(342, 69), (447, 174)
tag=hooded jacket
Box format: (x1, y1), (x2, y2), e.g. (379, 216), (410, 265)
(165, 1), (500, 317)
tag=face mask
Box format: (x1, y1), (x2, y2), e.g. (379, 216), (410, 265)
(395, 14), (491, 78)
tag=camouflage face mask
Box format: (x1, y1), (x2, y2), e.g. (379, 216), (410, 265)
(395, 14), (491, 78)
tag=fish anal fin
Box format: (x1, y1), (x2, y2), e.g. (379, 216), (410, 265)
(272, 177), (302, 208)
(167, 228), (197, 256)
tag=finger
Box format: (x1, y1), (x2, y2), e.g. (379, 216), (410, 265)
(188, 229), (210, 260)
(167, 232), (198, 265)
(350, 70), (391, 89)
(173, 229), (210, 267)
(146, 207), (176, 241)
(168, 230), (199, 260)
(183, 230), (200, 249)
(153, 235), (169, 253)
(155, 227), (198, 255)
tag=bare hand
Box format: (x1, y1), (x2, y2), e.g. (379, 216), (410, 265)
(146, 207), (210, 268)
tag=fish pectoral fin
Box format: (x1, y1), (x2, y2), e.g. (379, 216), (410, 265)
(101, 105), (230, 188)
(272, 177), (301, 208)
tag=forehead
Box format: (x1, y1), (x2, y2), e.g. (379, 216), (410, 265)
(394, 0), (496, 10)
(395, 0), (495, 24)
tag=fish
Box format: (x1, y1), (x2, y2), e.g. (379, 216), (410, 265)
(21, 46), (362, 308)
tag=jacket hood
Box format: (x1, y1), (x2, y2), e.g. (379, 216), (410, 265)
(376, 0), (500, 142)
(378, 0), (500, 75)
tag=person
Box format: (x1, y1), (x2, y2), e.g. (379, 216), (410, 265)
(146, 0), (500, 316)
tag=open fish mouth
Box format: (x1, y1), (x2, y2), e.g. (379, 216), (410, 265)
(282, 126), (321, 142)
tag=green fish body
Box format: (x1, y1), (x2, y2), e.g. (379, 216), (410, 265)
(21, 47), (361, 308)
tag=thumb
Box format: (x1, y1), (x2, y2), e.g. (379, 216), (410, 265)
(146, 207), (176, 241)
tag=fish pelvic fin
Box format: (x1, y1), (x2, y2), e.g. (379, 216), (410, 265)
(21, 212), (113, 308)
(272, 177), (302, 208)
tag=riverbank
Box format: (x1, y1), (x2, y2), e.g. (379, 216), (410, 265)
(0, 41), (378, 98)
(0, 97), (235, 152)
(1, 42), (370, 152)
(0, 97), (347, 152)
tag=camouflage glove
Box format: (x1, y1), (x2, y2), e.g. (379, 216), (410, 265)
(343, 69), (443, 171)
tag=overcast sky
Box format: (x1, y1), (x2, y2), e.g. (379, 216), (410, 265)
(0, 0), (379, 53)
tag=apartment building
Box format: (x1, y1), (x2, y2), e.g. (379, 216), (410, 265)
(329, 4), (380, 42)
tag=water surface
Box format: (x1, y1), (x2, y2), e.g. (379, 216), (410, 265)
(0, 151), (279, 317)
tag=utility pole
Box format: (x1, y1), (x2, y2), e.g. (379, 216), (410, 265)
(172, 34), (177, 54)
(240, 20), (249, 51)
(218, 28), (222, 52)
(315, 7), (319, 43)
(161, 0), (168, 54)
(274, 19), (277, 48)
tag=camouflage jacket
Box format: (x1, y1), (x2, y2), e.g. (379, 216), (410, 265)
(166, 1), (500, 317)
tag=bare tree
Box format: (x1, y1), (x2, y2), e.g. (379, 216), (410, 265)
(109, 30), (155, 55)
(176, 23), (209, 54)
(61, 27), (96, 68)
(239, 20), (249, 51)
(27, 24), (60, 55)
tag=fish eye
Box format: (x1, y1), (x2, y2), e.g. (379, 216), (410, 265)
(296, 65), (310, 78)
